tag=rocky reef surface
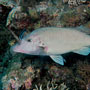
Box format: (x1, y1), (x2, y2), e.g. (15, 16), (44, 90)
(0, 0), (90, 90)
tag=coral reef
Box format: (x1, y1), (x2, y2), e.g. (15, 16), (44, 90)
(0, 0), (90, 90)
(76, 61), (90, 84)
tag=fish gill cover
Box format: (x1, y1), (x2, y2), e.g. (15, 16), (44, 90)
(0, 0), (90, 90)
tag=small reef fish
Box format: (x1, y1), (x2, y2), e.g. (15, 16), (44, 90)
(11, 27), (90, 65)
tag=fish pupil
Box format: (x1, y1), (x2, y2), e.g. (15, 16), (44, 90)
(27, 39), (31, 42)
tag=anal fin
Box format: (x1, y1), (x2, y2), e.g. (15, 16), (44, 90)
(73, 47), (90, 55)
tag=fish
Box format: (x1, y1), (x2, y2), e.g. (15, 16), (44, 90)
(11, 27), (90, 65)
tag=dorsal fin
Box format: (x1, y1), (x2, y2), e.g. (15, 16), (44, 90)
(73, 47), (90, 56)
(76, 25), (90, 35)
(19, 29), (26, 40)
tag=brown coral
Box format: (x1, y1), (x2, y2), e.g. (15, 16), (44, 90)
(76, 61), (90, 84)
(24, 78), (32, 89)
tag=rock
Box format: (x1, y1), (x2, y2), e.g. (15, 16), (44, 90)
(63, 0), (68, 4)
(76, 5), (87, 14)
(60, 10), (82, 26)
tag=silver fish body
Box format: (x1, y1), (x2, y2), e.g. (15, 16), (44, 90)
(32, 27), (90, 54)
(12, 27), (90, 65)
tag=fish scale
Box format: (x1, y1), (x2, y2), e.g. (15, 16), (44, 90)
(37, 28), (90, 54)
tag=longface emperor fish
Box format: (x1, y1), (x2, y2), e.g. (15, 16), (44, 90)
(11, 27), (90, 65)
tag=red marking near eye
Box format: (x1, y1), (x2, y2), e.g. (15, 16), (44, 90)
(32, 35), (41, 43)
(44, 46), (48, 52)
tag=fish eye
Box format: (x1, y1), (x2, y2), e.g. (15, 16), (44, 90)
(27, 39), (31, 42)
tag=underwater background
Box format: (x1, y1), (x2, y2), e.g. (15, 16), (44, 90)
(0, 0), (90, 89)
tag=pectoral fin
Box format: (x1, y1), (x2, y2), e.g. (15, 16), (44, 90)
(50, 55), (66, 65)
(73, 47), (90, 55)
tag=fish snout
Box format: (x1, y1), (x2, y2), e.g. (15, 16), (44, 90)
(10, 45), (17, 55)
(10, 45), (20, 53)
(11, 44), (30, 54)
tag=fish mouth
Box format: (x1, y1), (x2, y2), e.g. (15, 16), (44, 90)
(14, 49), (27, 53)
(11, 45), (29, 54)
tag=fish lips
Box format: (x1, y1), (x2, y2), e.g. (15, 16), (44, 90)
(10, 43), (29, 54)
